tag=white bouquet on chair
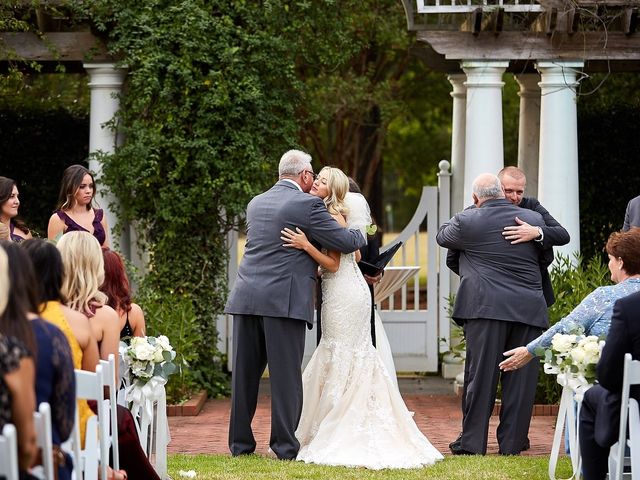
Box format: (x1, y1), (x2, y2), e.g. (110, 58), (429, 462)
(538, 327), (605, 400)
(121, 335), (177, 416)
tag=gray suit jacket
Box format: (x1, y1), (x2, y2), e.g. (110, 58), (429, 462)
(225, 180), (365, 324)
(623, 195), (640, 231)
(436, 198), (548, 329)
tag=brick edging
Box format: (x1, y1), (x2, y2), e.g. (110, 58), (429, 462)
(166, 390), (208, 417)
(491, 403), (560, 416)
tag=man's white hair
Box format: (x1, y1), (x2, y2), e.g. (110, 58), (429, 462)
(279, 149), (312, 177)
(472, 174), (503, 199)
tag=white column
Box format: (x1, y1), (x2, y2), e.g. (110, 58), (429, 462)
(515, 73), (541, 198)
(461, 61), (509, 204)
(84, 63), (127, 250)
(536, 61), (584, 260)
(448, 74), (467, 215)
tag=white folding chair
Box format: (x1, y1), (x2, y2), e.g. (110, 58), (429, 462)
(0, 423), (19, 480)
(629, 398), (640, 478)
(100, 354), (120, 471)
(73, 365), (109, 480)
(33, 402), (55, 480)
(609, 353), (640, 480)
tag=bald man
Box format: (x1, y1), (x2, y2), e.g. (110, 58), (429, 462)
(437, 174), (548, 456)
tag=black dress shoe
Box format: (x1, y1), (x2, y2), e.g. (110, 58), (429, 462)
(522, 438), (531, 451)
(448, 433), (463, 450)
(450, 444), (478, 455)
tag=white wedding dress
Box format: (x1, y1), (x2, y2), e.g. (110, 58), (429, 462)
(295, 250), (443, 469)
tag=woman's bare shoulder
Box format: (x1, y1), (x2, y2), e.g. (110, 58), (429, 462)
(94, 304), (120, 324)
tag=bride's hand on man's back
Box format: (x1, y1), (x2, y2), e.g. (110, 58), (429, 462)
(281, 227), (310, 251)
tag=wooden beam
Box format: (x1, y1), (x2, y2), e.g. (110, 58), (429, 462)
(567, 8), (580, 34)
(461, 8), (483, 36)
(418, 30), (640, 61)
(0, 32), (111, 62)
(624, 7), (639, 34)
(546, 8), (558, 35)
(482, 7), (505, 35)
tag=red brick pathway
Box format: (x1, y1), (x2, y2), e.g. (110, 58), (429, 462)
(168, 393), (560, 456)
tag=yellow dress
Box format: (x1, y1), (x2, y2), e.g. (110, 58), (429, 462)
(40, 300), (94, 445)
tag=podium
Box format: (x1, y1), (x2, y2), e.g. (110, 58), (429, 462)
(373, 266), (420, 303)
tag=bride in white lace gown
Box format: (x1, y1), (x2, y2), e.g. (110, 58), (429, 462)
(281, 167), (443, 469)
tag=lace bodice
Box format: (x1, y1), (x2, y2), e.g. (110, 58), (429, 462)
(320, 252), (372, 348)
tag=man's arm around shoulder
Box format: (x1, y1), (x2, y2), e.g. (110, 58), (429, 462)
(306, 196), (365, 253)
(520, 197), (570, 247)
(437, 214), (464, 250)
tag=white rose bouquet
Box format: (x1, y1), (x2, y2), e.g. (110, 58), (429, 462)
(123, 335), (177, 385)
(537, 325), (605, 399)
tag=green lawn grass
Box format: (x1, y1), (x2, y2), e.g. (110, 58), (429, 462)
(168, 454), (572, 479)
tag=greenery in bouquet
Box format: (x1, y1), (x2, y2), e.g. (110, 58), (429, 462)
(123, 335), (177, 385)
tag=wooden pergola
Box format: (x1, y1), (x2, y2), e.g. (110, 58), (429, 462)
(0, 3), (131, 257)
(401, 0), (640, 262)
(402, 0), (640, 72)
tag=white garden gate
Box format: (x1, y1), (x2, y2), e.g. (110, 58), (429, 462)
(219, 161), (453, 374)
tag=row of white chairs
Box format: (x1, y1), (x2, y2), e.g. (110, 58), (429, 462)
(0, 402), (55, 480)
(0, 354), (120, 480)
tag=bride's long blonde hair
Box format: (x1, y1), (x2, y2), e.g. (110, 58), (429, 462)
(57, 231), (108, 316)
(319, 166), (349, 217)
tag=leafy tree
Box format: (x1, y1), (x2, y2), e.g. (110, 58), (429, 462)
(89, 0), (302, 396)
(277, 0), (428, 225)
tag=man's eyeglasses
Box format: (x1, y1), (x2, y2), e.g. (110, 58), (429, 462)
(302, 170), (317, 180)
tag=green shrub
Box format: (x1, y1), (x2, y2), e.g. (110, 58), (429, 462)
(135, 282), (222, 403)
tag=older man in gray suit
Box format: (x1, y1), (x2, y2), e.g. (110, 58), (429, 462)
(437, 173), (548, 456)
(225, 150), (365, 460)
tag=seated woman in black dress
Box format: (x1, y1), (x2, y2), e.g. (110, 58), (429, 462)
(101, 248), (147, 343)
(47, 165), (109, 247)
(0, 176), (33, 242)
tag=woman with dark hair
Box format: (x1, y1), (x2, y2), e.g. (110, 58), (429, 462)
(0, 176), (33, 242)
(47, 165), (109, 247)
(0, 244), (37, 478)
(101, 248), (146, 341)
(0, 241), (75, 480)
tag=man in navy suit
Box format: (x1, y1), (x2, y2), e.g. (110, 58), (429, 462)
(580, 290), (640, 479)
